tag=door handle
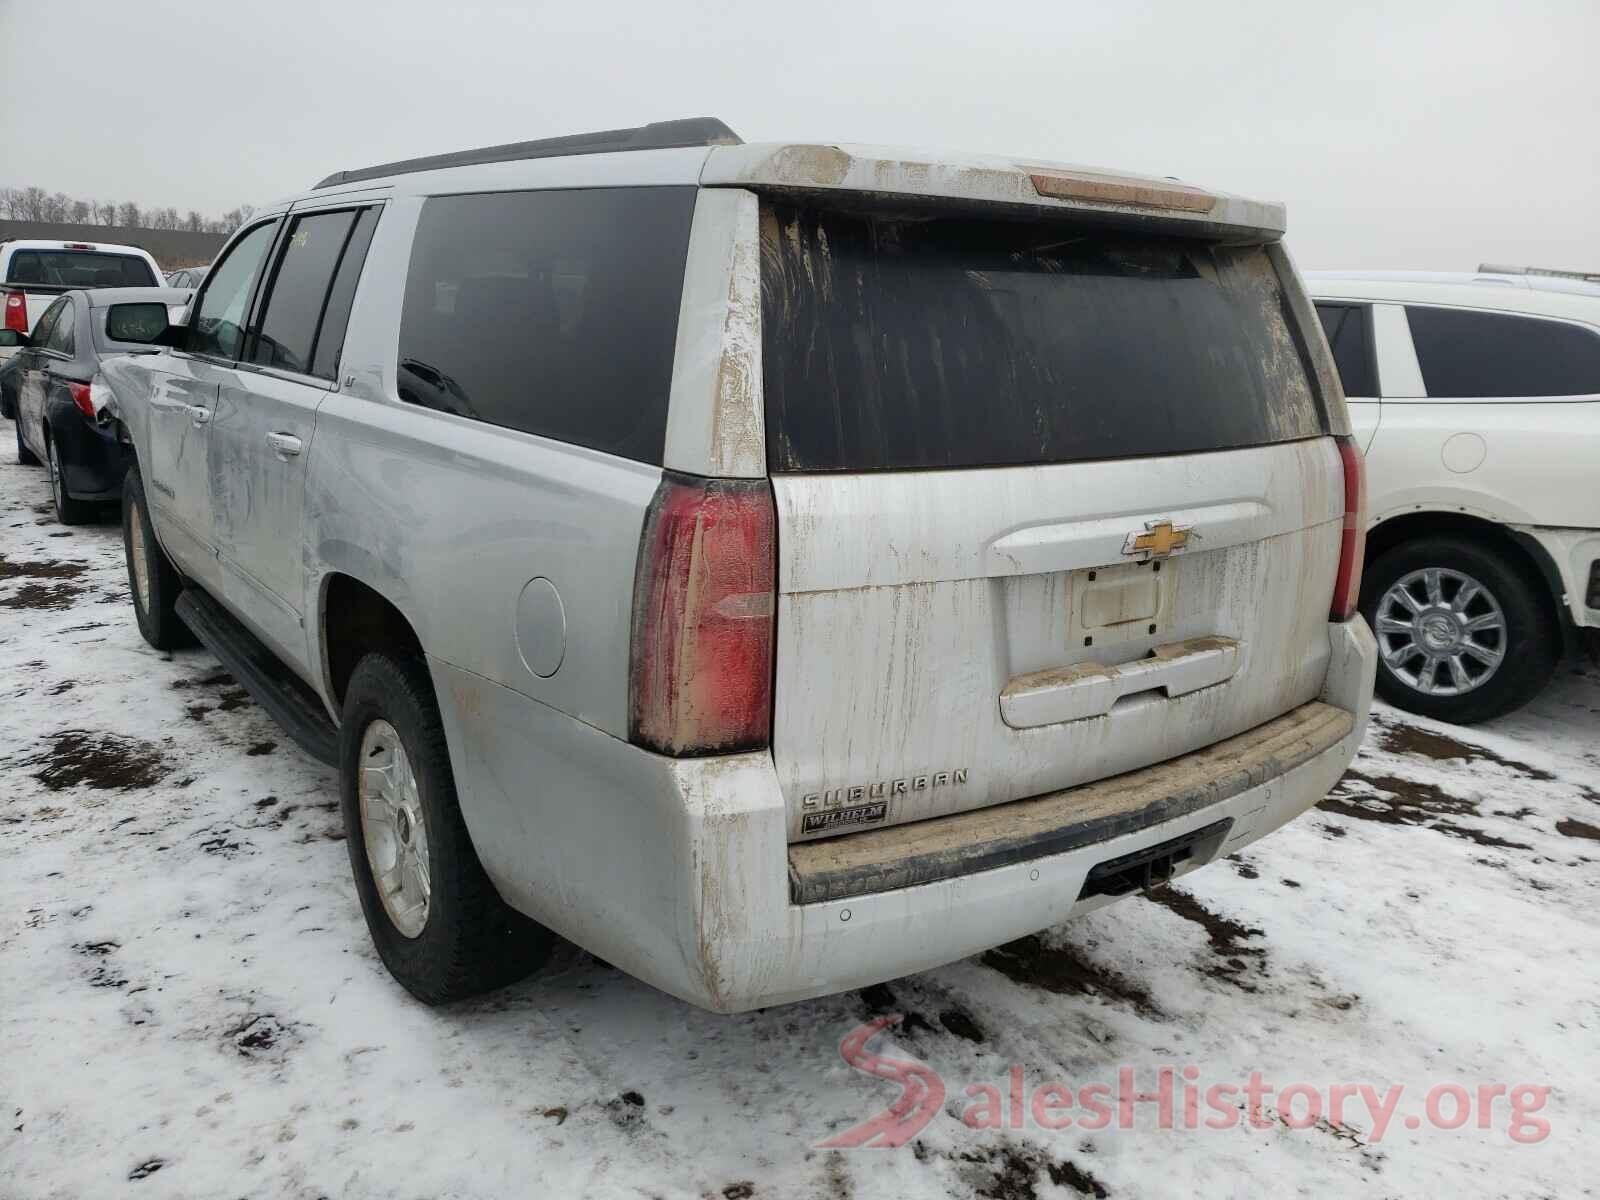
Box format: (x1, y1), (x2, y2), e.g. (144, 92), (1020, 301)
(187, 405), (212, 426)
(266, 432), (303, 459)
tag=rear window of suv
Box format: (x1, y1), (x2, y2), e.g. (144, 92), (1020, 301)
(397, 186), (697, 463)
(760, 204), (1324, 472)
(6, 249), (157, 289)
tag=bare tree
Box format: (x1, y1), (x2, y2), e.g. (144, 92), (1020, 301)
(0, 183), (250, 231)
(20, 187), (48, 221)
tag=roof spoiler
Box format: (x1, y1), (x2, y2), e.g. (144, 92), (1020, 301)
(312, 117), (742, 190)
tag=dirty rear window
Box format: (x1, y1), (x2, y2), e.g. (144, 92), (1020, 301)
(760, 204), (1323, 472)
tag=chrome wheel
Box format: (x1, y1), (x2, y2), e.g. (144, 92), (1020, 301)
(358, 720), (431, 938)
(128, 497), (153, 615)
(1374, 567), (1506, 696)
(48, 441), (65, 511)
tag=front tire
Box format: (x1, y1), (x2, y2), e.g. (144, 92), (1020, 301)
(47, 435), (96, 525)
(122, 466), (194, 649)
(1361, 536), (1557, 723)
(340, 651), (553, 1004)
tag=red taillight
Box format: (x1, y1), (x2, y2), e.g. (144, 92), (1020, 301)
(1330, 435), (1367, 621)
(630, 473), (776, 756)
(67, 382), (95, 419)
(3, 291), (26, 333)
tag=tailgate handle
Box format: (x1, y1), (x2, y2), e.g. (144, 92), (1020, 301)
(1000, 636), (1241, 729)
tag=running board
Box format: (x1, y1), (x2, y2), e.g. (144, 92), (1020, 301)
(175, 589), (339, 766)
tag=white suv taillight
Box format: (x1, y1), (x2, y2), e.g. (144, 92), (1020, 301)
(629, 473), (776, 756)
(1330, 435), (1367, 621)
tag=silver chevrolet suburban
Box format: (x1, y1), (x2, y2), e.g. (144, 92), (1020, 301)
(100, 118), (1377, 1012)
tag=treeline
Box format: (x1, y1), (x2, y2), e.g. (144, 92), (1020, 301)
(0, 185), (254, 235)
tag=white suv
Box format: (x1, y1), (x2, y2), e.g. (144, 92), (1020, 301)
(98, 119), (1375, 1011)
(1311, 271), (1600, 722)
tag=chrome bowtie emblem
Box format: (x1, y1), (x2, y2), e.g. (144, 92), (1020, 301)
(1122, 519), (1194, 560)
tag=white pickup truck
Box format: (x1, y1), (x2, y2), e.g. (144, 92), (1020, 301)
(0, 239), (164, 365)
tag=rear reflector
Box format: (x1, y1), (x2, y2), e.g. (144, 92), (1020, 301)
(67, 382), (95, 419)
(630, 472), (776, 756)
(1330, 436), (1367, 621)
(1029, 171), (1218, 214)
(3, 291), (26, 333)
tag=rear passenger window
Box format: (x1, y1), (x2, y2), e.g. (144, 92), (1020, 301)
(310, 207), (380, 381)
(397, 186), (697, 462)
(30, 300), (65, 351)
(1314, 303), (1376, 397)
(251, 209), (358, 376)
(1406, 306), (1600, 397)
(45, 300), (75, 355)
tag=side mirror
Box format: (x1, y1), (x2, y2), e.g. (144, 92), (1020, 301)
(105, 302), (176, 346)
(0, 330), (29, 349)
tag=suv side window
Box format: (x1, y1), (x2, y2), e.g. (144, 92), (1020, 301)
(1406, 305), (1600, 398)
(249, 208), (360, 377)
(188, 221), (279, 360)
(311, 207), (380, 381)
(1314, 302), (1376, 397)
(396, 186), (697, 463)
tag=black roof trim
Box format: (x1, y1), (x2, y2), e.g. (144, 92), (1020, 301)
(312, 117), (741, 190)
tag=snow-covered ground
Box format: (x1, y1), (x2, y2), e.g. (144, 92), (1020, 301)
(2, 420), (1595, 1200)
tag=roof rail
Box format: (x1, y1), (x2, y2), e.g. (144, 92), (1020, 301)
(1479, 262), (1600, 283)
(312, 117), (742, 190)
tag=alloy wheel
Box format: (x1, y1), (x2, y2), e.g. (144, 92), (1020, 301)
(1373, 567), (1507, 697)
(128, 498), (153, 614)
(357, 719), (432, 938)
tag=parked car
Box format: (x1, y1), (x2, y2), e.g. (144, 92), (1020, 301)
(0, 352), (20, 420)
(164, 266), (208, 289)
(1310, 271), (1600, 722)
(1, 240), (163, 366)
(100, 118), (1376, 1012)
(10, 288), (189, 523)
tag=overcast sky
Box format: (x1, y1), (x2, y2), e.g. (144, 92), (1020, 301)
(2, 0), (1594, 270)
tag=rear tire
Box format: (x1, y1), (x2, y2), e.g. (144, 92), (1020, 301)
(47, 434), (96, 525)
(340, 651), (553, 1004)
(1361, 536), (1557, 723)
(16, 420), (38, 466)
(122, 466), (194, 650)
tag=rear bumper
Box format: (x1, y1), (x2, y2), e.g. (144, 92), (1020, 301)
(47, 403), (131, 500)
(435, 618), (1375, 1014)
